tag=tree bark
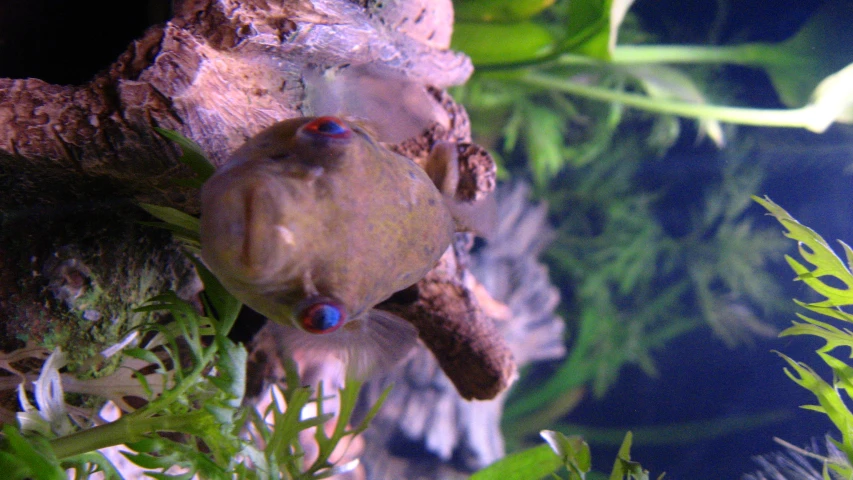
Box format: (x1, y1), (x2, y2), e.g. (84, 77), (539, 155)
(0, 0), (472, 212)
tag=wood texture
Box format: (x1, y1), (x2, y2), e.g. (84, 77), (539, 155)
(0, 0), (472, 212)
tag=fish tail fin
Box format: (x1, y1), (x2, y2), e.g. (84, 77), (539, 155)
(425, 142), (498, 239)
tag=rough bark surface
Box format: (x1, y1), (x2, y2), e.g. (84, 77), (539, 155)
(0, 0), (472, 212)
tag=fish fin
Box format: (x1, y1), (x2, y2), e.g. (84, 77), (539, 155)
(447, 194), (498, 240)
(423, 141), (460, 196)
(425, 142), (498, 239)
(342, 309), (419, 381)
(277, 309), (418, 382)
(303, 65), (438, 143)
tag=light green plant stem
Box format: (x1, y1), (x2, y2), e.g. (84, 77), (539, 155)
(518, 72), (828, 131)
(50, 410), (210, 459)
(126, 343), (217, 421)
(608, 44), (783, 66)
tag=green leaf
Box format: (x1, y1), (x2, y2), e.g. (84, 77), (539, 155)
(0, 425), (65, 480)
(210, 338), (247, 409)
(563, 0), (635, 59)
(779, 314), (853, 355)
(609, 432), (651, 480)
(753, 195), (853, 310)
(155, 128), (216, 182)
(62, 451), (123, 480)
(187, 255), (242, 336)
(470, 443), (563, 480)
(540, 430), (591, 477)
(138, 204), (200, 236)
(452, 22), (556, 66)
(454, 0), (556, 22)
(758, 3), (853, 108)
(776, 351), (853, 460)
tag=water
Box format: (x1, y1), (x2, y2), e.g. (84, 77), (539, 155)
(3, 0), (853, 478)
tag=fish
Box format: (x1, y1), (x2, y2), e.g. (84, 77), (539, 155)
(199, 116), (460, 379)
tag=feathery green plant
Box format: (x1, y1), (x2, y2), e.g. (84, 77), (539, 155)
(754, 196), (853, 478)
(501, 139), (787, 442)
(454, 0), (813, 445)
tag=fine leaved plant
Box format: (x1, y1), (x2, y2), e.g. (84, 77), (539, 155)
(754, 195), (853, 478)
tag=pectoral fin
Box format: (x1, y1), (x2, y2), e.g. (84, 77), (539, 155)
(303, 65), (437, 143)
(278, 309), (418, 382)
(343, 309), (419, 380)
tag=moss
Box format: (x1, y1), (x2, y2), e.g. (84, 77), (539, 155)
(0, 201), (197, 373)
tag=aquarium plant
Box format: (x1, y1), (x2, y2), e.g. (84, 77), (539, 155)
(0, 133), (385, 479)
(450, 0), (853, 446)
(751, 197), (853, 478)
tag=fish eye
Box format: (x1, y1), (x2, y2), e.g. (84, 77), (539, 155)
(297, 299), (346, 334)
(299, 116), (352, 139)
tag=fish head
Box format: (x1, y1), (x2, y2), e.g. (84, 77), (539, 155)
(199, 117), (371, 324)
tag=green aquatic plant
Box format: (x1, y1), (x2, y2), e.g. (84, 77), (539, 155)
(453, 0), (853, 192)
(501, 137), (787, 444)
(1, 283), (379, 479)
(471, 430), (661, 480)
(754, 196), (853, 477)
(454, 0), (814, 448)
(454, 0), (853, 138)
(0, 131), (384, 479)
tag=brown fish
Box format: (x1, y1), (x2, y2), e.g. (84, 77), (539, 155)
(200, 116), (458, 378)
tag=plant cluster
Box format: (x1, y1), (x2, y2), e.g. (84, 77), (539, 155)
(0, 133), (382, 480)
(750, 197), (853, 478)
(450, 0), (842, 445)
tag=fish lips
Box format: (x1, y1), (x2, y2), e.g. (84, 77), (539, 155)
(200, 173), (292, 284)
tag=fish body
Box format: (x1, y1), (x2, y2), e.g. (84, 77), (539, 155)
(200, 116), (456, 377)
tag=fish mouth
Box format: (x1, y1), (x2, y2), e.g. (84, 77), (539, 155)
(239, 187), (268, 271)
(201, 174), (289, 283)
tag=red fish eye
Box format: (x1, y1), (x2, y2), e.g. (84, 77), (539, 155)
(300, 116), (351, 139)
(297, 300), (346, 334)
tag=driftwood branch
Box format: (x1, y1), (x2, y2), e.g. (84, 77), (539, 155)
(0, 0), (472, 211)
(358, 183), (565, 477)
